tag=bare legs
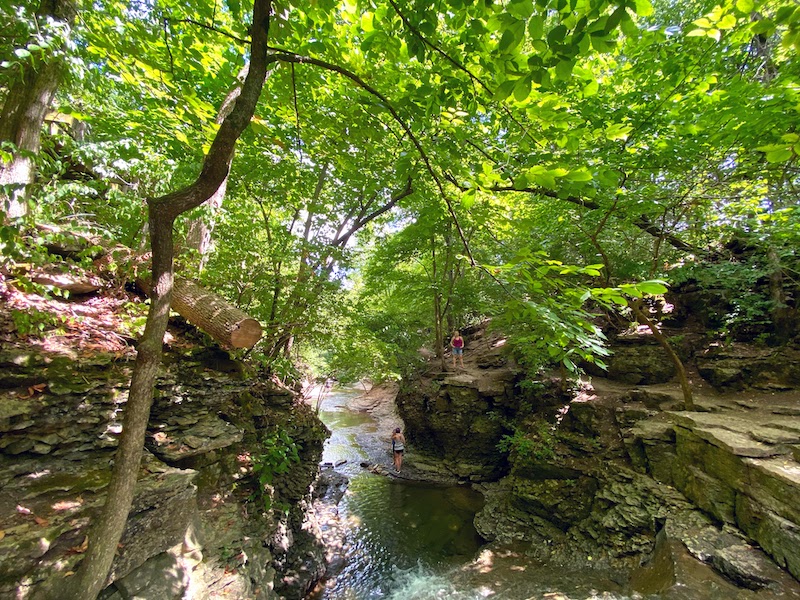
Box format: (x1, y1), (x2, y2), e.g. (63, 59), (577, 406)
(393, 451), (403, 472)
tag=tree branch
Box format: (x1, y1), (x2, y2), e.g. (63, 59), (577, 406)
(446, 173), (701, 254)
(168, 17), (249, 44)
(333, 177), (413, 247)
(265, 49), (475, 264)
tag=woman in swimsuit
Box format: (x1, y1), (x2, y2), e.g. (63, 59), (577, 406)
(391, 427), (405, 473)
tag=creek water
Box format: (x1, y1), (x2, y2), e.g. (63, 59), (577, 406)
(308, 388), (632, 600)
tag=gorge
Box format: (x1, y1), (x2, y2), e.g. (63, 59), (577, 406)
(2, 275), (799, 599)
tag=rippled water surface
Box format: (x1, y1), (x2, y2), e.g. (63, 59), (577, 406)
(310, 388), (629, 600)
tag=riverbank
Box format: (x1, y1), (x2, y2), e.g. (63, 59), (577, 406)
(344, 332), (800, 598)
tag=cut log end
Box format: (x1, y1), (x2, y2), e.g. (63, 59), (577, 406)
(136, 276), (263, 349)
(230, 318), (263, 349)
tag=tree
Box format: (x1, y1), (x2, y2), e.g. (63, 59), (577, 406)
(0, 0), (77, 219)
(61, 1), (274, 597)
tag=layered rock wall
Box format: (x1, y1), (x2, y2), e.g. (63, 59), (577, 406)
(0, 344), (327, 599)
(628, 406), (800, 581)
(397, 328), (800, 594)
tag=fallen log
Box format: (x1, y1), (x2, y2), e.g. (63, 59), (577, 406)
(31, 272), (101, 294)
(139, 276), (262, 349)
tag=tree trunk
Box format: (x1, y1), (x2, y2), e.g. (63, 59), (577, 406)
(139, 276), (263, 349)
(431, 234), (446, 370)
(630, 299), (695, 411)
(767, 247), (794, 343)
(184, 176), (227, 270)
(0, 0), (76, 219)
(60, 2), (273, 598)
(183, 65), (253, 271)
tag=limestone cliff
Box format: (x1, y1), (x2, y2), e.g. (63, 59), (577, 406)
(0, 314), (327, 599)
(395, 321), (800, 596)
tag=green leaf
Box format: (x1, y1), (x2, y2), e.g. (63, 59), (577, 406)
(494, 80), (517, 101)
(461, 189), (477, 209)
(776, 5), (798, 24)
(513, 76), (532, 102)
(636, 280), (669, 295)
(750, 18), (775, 35)
(765, 148), (793, 163)
(499, 17), (526, 52)
(583, 79), (599, 97)
(607, 6), (627, 31)
(528, 14), (544, 39)
(566, 168), (592, 181)
(555, 59), (575, 80)
(499, 28), (518, 52)
(533, 172), (556, 188)
(227, 0), (242, 19)
(508, 0), (535, 19)
(633, 0), (653, 17)
(735, 0), (754, 12)
(604, 123), (632, 141)
(621, 16), (639, 37)
(548, 24), (568, 45)
(756, 144), (786, 152)
(532, 39), (549, 53)
(361, 12), (374, 32)
(597, 169), (620, 186)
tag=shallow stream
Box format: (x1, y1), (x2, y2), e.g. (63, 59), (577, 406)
(308, 388), (631, 600)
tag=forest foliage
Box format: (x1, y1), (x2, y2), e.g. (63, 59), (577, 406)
(2, 0), (799, 382)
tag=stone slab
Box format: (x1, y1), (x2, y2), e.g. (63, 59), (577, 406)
(631, 419), (676, 442)
(763, 416), (800, 435)
(442, 373), (478, 387)
(748, 424), (800, 445)
(670, 411), (758, 434)
(0, 396), (42, 422)
(114, 551), (189, 599)
(745, 457), (800, 488)
(691, 427), (781, 458)
(147, 417), (243, 462)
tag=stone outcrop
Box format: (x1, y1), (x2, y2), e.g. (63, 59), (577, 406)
(396, 367), (518, 481)
(626, 397), (800, 581)
(465, 381), (800, 595)
(694, 342), (800, 391)
(396, 324), (800, 596)
(396, 331), (571, 482)
(0, 340), (327, 599)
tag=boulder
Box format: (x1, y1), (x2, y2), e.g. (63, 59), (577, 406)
(628, 404), (800, 581)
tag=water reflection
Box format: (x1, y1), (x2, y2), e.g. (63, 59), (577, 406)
(313, 472), (485, 599)
(311, 389), (628, 600)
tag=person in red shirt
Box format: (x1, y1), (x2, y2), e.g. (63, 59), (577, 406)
(450, 331), (465, 369)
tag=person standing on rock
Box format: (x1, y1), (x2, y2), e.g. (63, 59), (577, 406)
(391, 427), (406, 473)
(451, 331), (465, 369)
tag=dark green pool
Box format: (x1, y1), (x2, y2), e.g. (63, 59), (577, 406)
(309, 389), (629, 600)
